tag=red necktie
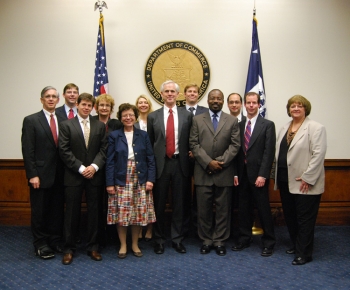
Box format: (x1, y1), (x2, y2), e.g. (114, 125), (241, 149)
(244, 120), (251, 163)
(166, 109), (175, 158)
(50, 114), (58, 146)
(68, 109), (74, 119)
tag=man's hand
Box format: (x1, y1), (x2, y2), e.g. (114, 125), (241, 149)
(82, 166), (96, 179)
(188, 151), (194, 159)
(207, 160), (224, 174)
(296, 177), (311, 194)
(234, 176), (239, 186)
(29, 177), (40, 189)
(106, 186), (116, 195)
(255, 176), (266, 187)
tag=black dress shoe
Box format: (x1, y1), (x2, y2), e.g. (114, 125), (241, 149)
(231, 242), (250, 251)
(292, 256), (312, 265)
(154, 243), (164, 254)
(261, 247), (273, 257)
(286, 248), (295, 255)
(215, 246), (226, 256)
(200, 244), (211, 254)
(172, 242), (186, 253)
(51, 245), (63, 253)
(35, 246), (55, 259)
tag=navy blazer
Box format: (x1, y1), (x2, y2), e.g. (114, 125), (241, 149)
(105, 128), (156, 186)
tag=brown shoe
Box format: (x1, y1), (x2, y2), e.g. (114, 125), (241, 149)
(62, 253), (73, 265)
(88, 250), (102, 261)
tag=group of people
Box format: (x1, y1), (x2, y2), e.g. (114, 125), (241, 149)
(21, 80), (327, 267)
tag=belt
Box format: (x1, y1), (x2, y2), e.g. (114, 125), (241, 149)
(167, 154), (179, 159)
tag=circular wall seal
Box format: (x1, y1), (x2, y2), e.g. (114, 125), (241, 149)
(145, 41), (210, 107)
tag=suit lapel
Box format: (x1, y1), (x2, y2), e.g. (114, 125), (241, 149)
(203, 111), (215, 135)
(289, 117), (309, 151)
(248, 115), (263, 149)
(177, 108), (184, 140)
(214, 112), (227, 136)
(158, 108), (166, 139)
(72, 116), (86, 147)
(38, 110), (56, 147)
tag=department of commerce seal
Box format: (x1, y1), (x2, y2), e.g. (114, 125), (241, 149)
(145, 41), (210, 106)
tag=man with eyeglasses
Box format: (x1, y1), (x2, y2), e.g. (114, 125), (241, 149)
(147, 80), (193, 254)
(59, 93), (107, 265)
(189, 89), (240, 256)
(22, 86), (65, 259)
(55, 83), (79, 120)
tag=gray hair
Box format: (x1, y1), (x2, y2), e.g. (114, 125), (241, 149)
(41, 86), (59, 98)
(160, 80), (180, 93)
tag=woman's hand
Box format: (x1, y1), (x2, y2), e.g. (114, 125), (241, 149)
(146, 181), (153, 192)
(296, 177), (311, 193)
(106, 185), (116, 195)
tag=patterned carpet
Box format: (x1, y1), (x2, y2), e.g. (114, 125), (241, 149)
(0, 226), (349, 289)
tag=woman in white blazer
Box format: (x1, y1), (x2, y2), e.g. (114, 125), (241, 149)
(274, 95), (327, 265)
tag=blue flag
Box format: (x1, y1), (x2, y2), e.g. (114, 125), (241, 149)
(245, 15), (266, 118)
(93, 13), (109, 96)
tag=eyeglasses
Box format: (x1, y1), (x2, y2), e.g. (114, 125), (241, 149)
(98, 104), (111, 108)
(121, 114), (135, 118)
(290, 104), (304, 109)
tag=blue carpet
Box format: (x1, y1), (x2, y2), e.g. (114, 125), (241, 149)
(0, 226), (349, 289)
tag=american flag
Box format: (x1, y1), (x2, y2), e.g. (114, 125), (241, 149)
(245, 11), (266, 118)
(93, 13), (109, 96)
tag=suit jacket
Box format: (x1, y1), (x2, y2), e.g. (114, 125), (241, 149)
(55, 105), (69, 120)
(235, 115), (276, 184)
(189, 111), (240, 186)
(274, 117), (327, 195)
(147, 107), (193, 179)
(21, 110), (65, 188)
(59, 116), (107, 186)
(91, 115), (122, 135)
(180, 105), (209, 116)
(105, 128), (156, 186)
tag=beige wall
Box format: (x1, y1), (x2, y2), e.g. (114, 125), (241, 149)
(1, 0), (349, 158)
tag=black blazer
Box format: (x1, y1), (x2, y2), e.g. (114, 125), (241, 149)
(235, 115), (276, 183)
(59, 116), (107, 186)
(21, 110), (65, 188)
(147, 107), (192, 179)
(55, 105), (69, 120)
(91, 115), (122, 135)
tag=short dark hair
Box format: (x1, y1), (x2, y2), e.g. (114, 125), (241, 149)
(77, 93), (95, 106)
(63, 83), (79, 94)
(227, 93), (242, 103)
(244, 92), (260, 104)
(117, 103), (139, 120)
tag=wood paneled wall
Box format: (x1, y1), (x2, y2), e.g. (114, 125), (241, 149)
(0, 159), (349, 225)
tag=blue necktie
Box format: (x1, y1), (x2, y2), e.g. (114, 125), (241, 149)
(212, 113), (218, 132)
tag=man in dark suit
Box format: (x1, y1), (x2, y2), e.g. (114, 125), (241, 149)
(190, 89), (240, 256)
(182, 83), (208, 116)
(232, 92), (276, 257)
(59, 93), (107, 265)
(21, 86), (65, 259)
(147, 80), (192, 254)
(227, 92), (246, 237)
(55, 83), (79, 120)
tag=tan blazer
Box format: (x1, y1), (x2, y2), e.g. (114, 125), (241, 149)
(274, 117), (327, 195)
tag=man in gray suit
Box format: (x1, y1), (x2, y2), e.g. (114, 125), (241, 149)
(190, 89), (240, 256)
(147, 80), (193, 254)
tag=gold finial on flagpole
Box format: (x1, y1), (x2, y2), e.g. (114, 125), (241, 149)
(94, 1), (108, 13)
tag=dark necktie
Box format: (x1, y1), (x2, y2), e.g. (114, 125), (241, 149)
(212, 113), (218, 132)
(166, 109), (175, 158)
(188, 107), (195, 115)
(244, 120), (251, 162)
(50, 114), (58, 146)
(68, 109), (74, 119)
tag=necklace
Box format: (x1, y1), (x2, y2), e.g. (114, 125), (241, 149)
(286, 118), (305, 145)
